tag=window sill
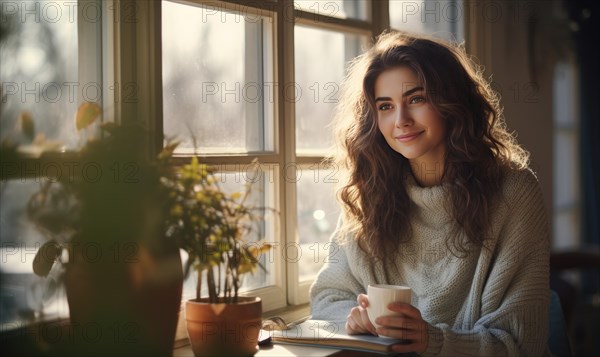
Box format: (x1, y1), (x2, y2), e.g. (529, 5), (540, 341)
(0, 150), (81, 180)
(0, 303), (313, 355)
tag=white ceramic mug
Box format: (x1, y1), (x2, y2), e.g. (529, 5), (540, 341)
(366, 284), (412, 329)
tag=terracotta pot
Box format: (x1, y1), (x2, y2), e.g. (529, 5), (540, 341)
(186, 297), (262, 356)
(63, 239), (183, 356)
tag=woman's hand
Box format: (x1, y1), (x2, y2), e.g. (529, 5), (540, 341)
(376, 303), (429, 354)
(345, 294), (378, 335)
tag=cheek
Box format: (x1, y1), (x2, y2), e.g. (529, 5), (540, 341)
(377, 113), (395, 130)
(376, 116), (386, 133)
(434, 118), (447, 139)
(423, 112), (446, 137)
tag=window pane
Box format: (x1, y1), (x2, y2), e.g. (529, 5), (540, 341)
(554, 131), (579, 209)
(180, 167), (276, 299)
(162, 1), (274, 154)
(1, 0), (79, 150)
(389, 0), (464, 42)
(0, 180), (69, 324)
(294, 0), (368, 20)
(295, 26), (366, 154)
(296, 166), (340, 281)
(552, 61), (580, 252)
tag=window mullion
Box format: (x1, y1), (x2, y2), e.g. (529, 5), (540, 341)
(371, 0), (389, 38)
(112, 0), (162, 158)
(294, 10), (372, 34)
(78, 0), (103, 115)
(102, 0), (117, 124)
(276, 0), (302, 305)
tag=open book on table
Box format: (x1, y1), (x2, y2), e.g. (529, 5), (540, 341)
(263, 319), (403, 354)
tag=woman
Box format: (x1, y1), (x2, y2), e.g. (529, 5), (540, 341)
(310, 31), (550, 356)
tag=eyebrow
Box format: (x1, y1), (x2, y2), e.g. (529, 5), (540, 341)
(374, 86), (424, 102)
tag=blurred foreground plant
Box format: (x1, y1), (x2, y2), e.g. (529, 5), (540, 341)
(24, 102), (270, 305)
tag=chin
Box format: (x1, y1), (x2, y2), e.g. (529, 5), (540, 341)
(397, 150), (422, 160)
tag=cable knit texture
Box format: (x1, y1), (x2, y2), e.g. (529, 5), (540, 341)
(310, 168), (551, 356)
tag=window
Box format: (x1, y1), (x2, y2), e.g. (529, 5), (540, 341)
(0, 180), (70, 324)
(1, 0), (79, 149)
(160, 0), (375, 308)
(161, 0), (283, 309)
(1, 0), (467, 325)
(157, 0), (466, 309)
(293, 25), (365, 291)
(0, 0), (103, 326)
(552, 61), (581, 251)
(162, 1), (274, 154)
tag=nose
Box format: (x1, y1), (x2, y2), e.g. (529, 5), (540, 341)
(394, 106), (412, 128)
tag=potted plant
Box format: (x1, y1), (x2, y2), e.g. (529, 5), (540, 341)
(25, 103), (183, 356)
(161, 154), (271, 356)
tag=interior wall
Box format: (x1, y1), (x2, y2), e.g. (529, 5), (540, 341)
(467, 0), (574, 234)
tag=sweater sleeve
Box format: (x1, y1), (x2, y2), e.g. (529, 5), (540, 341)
(423, 169), (551, 357)
(309, 224), (365, 323)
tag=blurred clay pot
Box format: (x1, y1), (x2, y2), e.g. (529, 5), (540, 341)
(64, 240), (183, 356)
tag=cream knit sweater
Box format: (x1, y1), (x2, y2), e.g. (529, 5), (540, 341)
(310, 168), (551, 356)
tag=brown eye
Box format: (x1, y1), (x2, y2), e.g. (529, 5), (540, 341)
(378, 103), (392, 111)
(409, 96), (425, 104)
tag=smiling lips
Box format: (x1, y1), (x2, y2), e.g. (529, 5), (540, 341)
(394, 131), (424, 142)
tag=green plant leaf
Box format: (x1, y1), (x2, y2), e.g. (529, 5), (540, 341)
(19, 111), (35, 140)
(32, 240), (61, 277)
(75, 102), (101, 131)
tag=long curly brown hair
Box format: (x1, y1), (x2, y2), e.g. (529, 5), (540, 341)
(332, 31), (529, 261)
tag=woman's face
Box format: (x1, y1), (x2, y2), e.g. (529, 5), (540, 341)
(374, 66), (446, 169)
